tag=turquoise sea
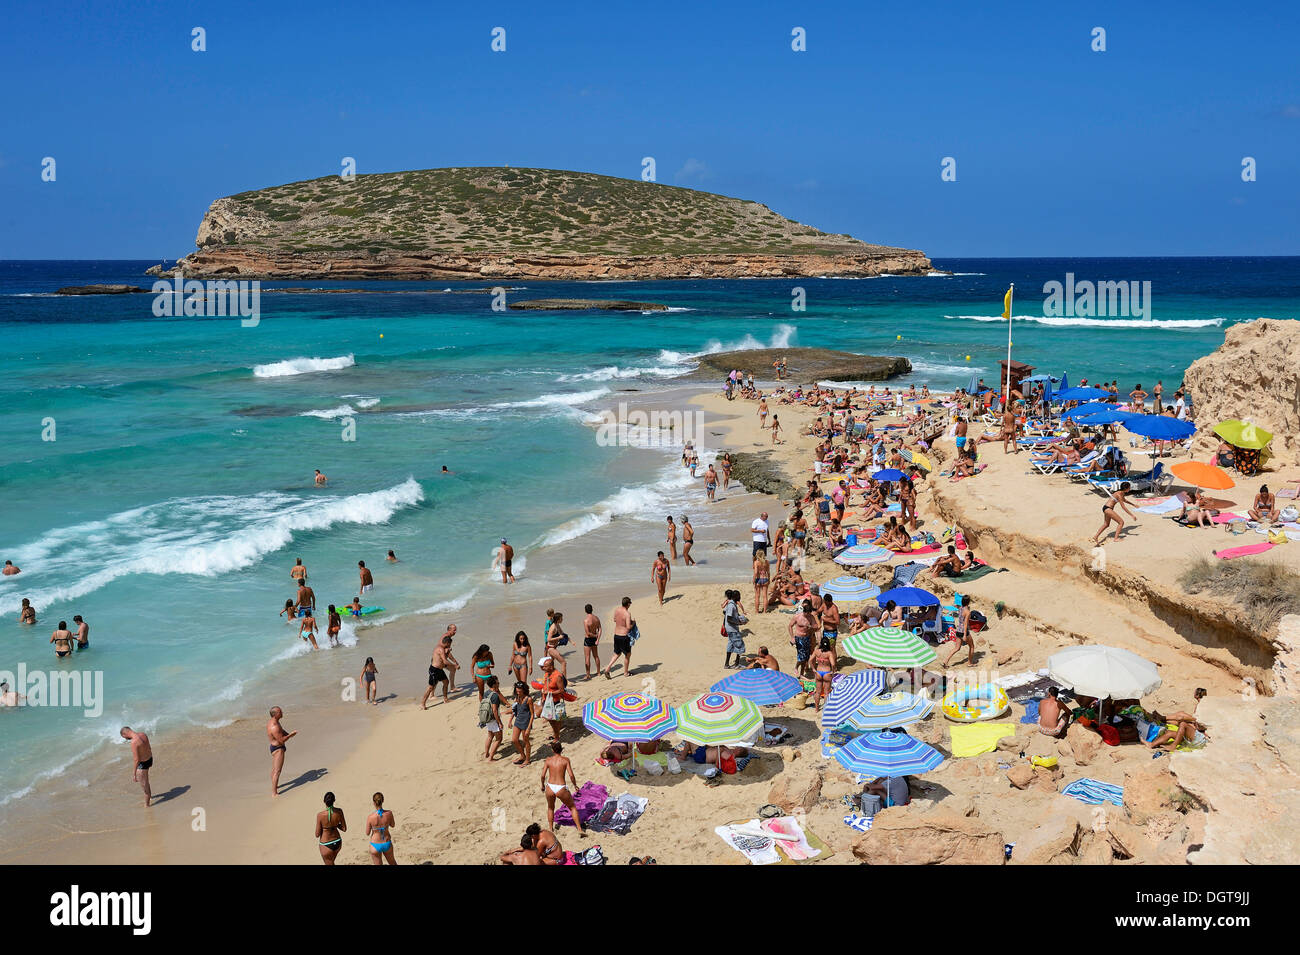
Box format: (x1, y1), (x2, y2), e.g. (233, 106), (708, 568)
(1, 255), (1297, 806)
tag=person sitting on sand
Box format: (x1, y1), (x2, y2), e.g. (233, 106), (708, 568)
(864, 774), (910, 808)
(1249, 485), (1278, 525)
(929, 545), (964, 579)
(1147, 689), (1208, 751)
(750, 645), (780, 671)
(951, 448), (978, 479)
(500, 829), (543, 866)
(881, 599), (904, 628)
(1037, 687), (1069, 737)
(1175, 490), (1218, 528)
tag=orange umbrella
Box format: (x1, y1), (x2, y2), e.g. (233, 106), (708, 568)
(1170, 461), (1235, 490)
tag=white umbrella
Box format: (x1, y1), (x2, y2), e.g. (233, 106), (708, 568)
(1046, 645), (1160, 700)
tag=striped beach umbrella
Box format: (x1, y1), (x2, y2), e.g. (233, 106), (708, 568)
(833, 729), (944, 779)
(820, 575), (881, 604)
(710, 669), (803, 706)
(820, 669), (889, 731)
(834, 543), (892, 567)
(674, 692), (763, 745)
(582, 692), (677, 741)
(840, 626), (937, 668)
(838, 691), (936, 733)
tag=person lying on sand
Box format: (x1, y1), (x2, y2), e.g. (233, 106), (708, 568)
(1174, 490), (1217, 527)
(671, 741), (749, 767)
(1147, 689), (1208, 750)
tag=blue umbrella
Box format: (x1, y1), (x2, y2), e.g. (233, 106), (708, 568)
(872, 468), (905, 482)
(1055, 386), (1110, 402)
(710, 668), (803, 706)
(1062, 401), (1113, 419)
(820, 670), (889, 731)
(833, 729), (945, 778)
(820, 575), (882, 604)
(876, 586), (940, 608)
(1122, 415), (1197, 440)
(1073, 408), (1135, 426)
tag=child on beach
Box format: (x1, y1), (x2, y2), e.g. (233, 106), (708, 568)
(360, 656), (378, 704)
(298, 610), (320, 650)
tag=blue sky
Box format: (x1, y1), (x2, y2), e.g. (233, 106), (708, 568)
(2, 0), (1297, 258)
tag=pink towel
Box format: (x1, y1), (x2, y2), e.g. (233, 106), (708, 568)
(1214, 542), (1274, 560)
(1212, 512), (1246, 524)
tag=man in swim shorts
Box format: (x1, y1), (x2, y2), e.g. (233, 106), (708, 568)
(604, 596), (635, 679)
(540, 742), (586, 835)
(422, 631), (457, 707)
(1037, 687), (1069, 737)
(120, 726), (154, 807)
(267, 706), (297, 797)
(295, 581), (316, 618)
(73, 615), (90, 650)
(358, 560), (374, 594)
(499, 539), (515, 584)
(582, 603), (602, 679)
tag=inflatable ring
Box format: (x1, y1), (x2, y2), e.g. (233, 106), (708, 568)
(941, 683), (1010, 722)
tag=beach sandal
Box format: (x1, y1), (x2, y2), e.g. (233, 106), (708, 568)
(758, 803), (784, 819)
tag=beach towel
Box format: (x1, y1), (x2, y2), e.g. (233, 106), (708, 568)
(956, 563), (1001, 581)
(1214, 542), (1275, 560)
(843, 812), (874, 833)
(552, 782), (609, 828)
(1138, 494), (1186, 515)
(1212, 512), (1246, 523)
(588, 792), (648, 835)
(949, 722), (1018, 757)
(1061, 778), (1123, 806)
(714, 822), (781, 865)
(1020, 699), (1040, 724)
(761, 815), (822, 861)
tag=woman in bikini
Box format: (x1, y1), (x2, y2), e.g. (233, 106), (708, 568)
(510, 681), (534, 765)
(360, 656), (378, 704)
(50, 622), (74, 659)
(751, 551), (770, 614)
(666, 516), (678, 561)
(1176, 489), (1218, 528)
(366, 792), (397, 865)
(1091, 481), (1137, 545)
(510, 631), (533, 685)
(18, 598), (36, 625)
(1249, 485), (1278, 526)
(315, 791), (347, 865)
(811, 637), (836, 711)
(942, 595), (976, 667)
(470, 645), (495, 700)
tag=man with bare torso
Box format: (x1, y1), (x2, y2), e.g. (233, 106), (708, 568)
(267, 706), (297, 797)
(120, 727), (153, 807)
(540, 742), (586, 836)
(499, 539), (515, 584)
(358, 560), (374, 594)
(603, 596), (634, 679)
(73, 615), (90, 650)
(422, 628), (458, 707)
(682, 515), (696, 566)
(295, 581), (316, 618)
(582, 603), (602, 680)
(1038, 687), (1069, 737)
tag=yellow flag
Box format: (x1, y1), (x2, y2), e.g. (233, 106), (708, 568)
(1001, 287), (1013, 320)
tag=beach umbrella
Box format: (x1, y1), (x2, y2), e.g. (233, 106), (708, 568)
(710, 669), (803, 706)
(834, 543), (892, 567)
(905, 450), (934, 472)
(583, 691), (678, 773)
(1055, 387), (1110, 402)
(1073, 408), (1135, 426)
(1122, 415), (1196, 441)
(674, 692), (763, 746)
(875, 586), (940, 608)
(840, 626), (938, 669)
(1047, 645), (1161, 700)
(1213, 419), (1273, 450)
(838, 691), (936, 733)
(820, 669), (890, 731)
(1063, 401), (1114, 419)
(1170, 461), (1235, 491)
(820, 575), (881, 604)
(872, 468), (905, 482)
(833, 729), (944, 780)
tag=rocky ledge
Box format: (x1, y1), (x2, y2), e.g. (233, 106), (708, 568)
(691, 347), (911, 383)
(55, 284), (149, 295)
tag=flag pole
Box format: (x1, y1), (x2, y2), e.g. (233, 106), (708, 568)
(1004, 284), (1015, 405)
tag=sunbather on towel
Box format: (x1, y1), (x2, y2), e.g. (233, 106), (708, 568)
(929, 545), (964, 578)
(1037, 687), (1069, 737)
(1147, 689), (1208, 751)
(1249, 485), (1279, 526)
(1175, 489), (1218, 528)
(671, 741), (749, 768)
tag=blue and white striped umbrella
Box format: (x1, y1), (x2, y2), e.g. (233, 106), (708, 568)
(710, 668), (803, 706)
(833, 729), (944, 779)
(834, 543), (892, 567)
(820, 575), (881, 604)
(838, 691), (936, 733)
(820, 669), (888, 731)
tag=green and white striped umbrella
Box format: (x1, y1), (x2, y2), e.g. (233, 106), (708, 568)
(674, 692), (763, 745)
(840, 626), (937, 668)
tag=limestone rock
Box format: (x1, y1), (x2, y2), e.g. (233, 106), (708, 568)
(1014, 813), (1081, 865)
(1272, 615), (1300, 696)
(1123, 758), (1180, 823)
(1006, 765), (1035, 790)
(767, 764), (823, 814)
(1065, 723), (1101, 766)
(852, 809), (1005, 865)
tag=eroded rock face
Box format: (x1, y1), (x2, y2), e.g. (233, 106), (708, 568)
(766, 764), (824, 814)
(1014, 813), (1081, 865)
(1184, 318), (1300, 466)
(1272, 615), (1300, 696)
(851, 809), (1005, 865)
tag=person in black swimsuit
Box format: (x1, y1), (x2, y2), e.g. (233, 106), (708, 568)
(315, 791), (347, 865)
(1092, 481), (1137, 545)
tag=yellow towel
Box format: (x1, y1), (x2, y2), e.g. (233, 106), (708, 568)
(949, 722), (1018, 757)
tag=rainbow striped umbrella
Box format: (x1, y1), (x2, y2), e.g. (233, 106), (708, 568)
(674, 692), (763, 745)
(838, 691), (936, 733)
(710, 669), (803, 706)
(820, 575), (881, 605)
(820, 669), (889, 731)
(840, 626), (937, 668)
(834, 543), (892, 567)
(834, 729), (944, 779)
(582, 692), (677, 741)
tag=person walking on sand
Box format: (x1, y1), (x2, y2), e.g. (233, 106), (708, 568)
(498, 538), (516, 584)
(511, 630), (535, 684)
(1091, 481), (1138, 545)
(315, 791), (347, 865)
(298, 607), (320, 650)
(652, 551), (671, 605)
(751, 511), (770, 558)
(942, 595), (976, 668)
(471, 644), (496, 700)
(360, 656), (379, 704)
(758, 396), (769, 429)
(666, 516), (678, 562)
(267, 706), (297, 797)
(422, 633), (455, 708)
(366, 792), (397, 865)
(682, 515), (696, 566)
(581, 606), (601, 679)
(604, 597), (634, 679)
(541, 742), (586, 836)
(538, 656), (568, 741)
(704, 463), (718, 503)
(752, 550), (770, 613)
(770, 414), (782, 444)
(510, 681), (535, 765)
(480, 675), (505, 761)
(120, 727), (153, 807)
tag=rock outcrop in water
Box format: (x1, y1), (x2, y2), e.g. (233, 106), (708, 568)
(692, 347), (911, 383)
(1184, 318), (1300, 465)
(149, 167), (932, 282)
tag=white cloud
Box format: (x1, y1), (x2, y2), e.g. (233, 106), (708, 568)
(674, 158), (712, 185)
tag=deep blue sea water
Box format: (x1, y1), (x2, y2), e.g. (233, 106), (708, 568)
(0, 256), (1296, 803)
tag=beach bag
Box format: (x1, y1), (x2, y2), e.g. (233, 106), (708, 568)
(1281, 506), (1299, 523)
(859, 793), (883, 818)
(477, 694), (494, 729)
(627, 623), (641, 646)
(1268, 530), (1288, 545)
(1099, 724), (1120, 746)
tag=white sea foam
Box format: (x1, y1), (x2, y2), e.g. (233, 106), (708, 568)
(907, 359), (991, 377)
(944, 314), (1224, 329)
(489, 387), (611, 410)
(557, 365), (689, 383)
(253, 354), (356, 378)
(655, 323), (799, 367)
(535, 457), (700, 548)
(0, 478), (425, 614)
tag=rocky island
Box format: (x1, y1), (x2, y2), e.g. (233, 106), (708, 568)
(508, 299), (669, 311)
(150, 167), (932, 282)
(691, 347), (911, 383)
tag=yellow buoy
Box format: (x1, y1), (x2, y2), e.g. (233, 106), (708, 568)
(896, 335), (901, 340)
(965, 355), (971, 361)
(380, 333), (385, 338)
